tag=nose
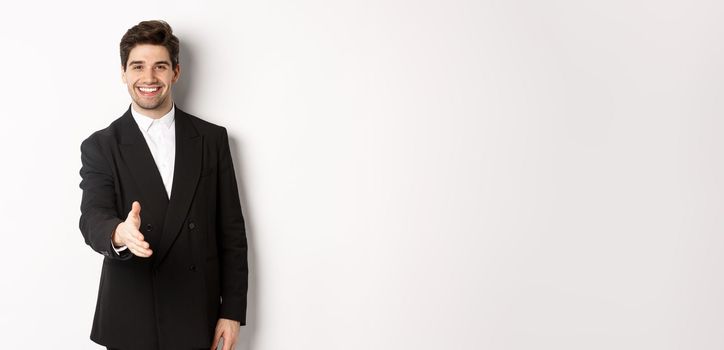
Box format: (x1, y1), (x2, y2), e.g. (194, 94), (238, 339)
(141, 68), (156, 84)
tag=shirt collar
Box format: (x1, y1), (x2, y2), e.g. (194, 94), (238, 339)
(131, 104), (176, 132)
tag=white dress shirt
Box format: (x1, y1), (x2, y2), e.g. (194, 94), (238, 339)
(113, 105), (176, 254)
(131, 106), (177, 197)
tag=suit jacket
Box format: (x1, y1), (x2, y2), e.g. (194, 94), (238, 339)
(79, 106), (248, 350)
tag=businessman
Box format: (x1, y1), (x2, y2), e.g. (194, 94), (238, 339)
(79, 20), (248, 350)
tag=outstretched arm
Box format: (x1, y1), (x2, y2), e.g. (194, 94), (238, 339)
(79, 135), (130, 259)
(80, 135), (155, 261)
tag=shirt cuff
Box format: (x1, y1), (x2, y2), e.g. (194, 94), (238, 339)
(112, 241), (128, 255)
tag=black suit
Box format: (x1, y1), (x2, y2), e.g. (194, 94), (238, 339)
(79, 107), (248, 350)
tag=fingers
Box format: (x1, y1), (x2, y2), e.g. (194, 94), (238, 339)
(123, 201), (145, 256)
(226, 338), (235, 350)
(225, 328), (238, 350)
(212, 320), (226, 350)
(221, 334), (230, 350)
(128, 240), (153, 258)
(210, 333), (221, 350)
(127, 235), (152, 257)
(119, 222), (152, 257)
(212, 320), (238, 350)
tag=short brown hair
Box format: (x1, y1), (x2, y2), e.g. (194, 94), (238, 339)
(120, 20), (179, 71)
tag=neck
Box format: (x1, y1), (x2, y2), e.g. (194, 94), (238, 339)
(132, 100), (174, 119)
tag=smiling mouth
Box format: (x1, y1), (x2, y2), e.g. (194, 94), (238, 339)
(137, 86), (161, 96)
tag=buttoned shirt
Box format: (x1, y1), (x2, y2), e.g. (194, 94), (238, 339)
(131, 106), (177, 197)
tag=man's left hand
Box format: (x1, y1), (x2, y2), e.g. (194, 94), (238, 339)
(211, 318), (240, 350)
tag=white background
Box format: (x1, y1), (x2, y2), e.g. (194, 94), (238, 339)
(0, 0), (722, 349)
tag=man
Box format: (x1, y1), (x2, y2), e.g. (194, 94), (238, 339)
(79, 20), (247, 350)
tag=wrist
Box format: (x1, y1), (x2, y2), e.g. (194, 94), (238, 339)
(111, 224), (124, 247)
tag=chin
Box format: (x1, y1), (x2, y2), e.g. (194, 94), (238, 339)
(135, 98), (166, 111)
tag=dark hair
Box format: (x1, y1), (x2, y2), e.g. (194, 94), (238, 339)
(120, 20), (179, 71)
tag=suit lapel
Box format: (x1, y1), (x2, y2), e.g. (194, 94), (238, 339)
(118, 108), (169, 247)
(155, 108), (203, 267)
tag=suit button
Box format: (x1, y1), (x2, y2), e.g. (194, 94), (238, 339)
(146, 224), (153, 232)
(189, 265), (197, 272)
(188, 222), (196, 230)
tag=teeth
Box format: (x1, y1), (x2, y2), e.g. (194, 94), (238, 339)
(139, 87), (159, 93)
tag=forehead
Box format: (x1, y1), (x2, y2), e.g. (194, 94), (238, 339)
(127, 44), (171, 64)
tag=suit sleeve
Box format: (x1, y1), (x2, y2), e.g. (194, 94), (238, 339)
(79, 135), (133, 260)
(216, 128), (249, 324)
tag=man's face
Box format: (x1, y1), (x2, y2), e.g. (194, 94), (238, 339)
(122, 44), (180, 117)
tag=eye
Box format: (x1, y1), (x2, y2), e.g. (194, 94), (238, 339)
(155, 65), (167, 71)
(132, 65), (142, 70)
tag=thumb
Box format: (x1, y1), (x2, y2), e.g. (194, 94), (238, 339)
(128, 201), (141, 221)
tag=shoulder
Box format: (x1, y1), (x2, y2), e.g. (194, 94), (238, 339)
(80, 112), (128, 151)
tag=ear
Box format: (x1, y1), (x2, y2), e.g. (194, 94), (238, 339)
(172, 64), (181, 83)
(121, 65), (127, 84)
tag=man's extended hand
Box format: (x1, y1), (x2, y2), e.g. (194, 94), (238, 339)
(112, 201), (152, 257)
(211, 318), (240, 350)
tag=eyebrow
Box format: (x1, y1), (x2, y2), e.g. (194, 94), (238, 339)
(128, 60), (171, 66)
